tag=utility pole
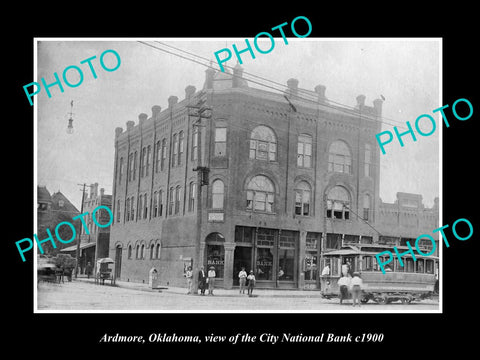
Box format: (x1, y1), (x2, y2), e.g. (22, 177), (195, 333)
(74, 183), (86, 279)
(187, 93), (211, 293)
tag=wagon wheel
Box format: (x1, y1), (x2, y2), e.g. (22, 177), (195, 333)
(375, 296), (388, 305)
(360, 298), (369, 304)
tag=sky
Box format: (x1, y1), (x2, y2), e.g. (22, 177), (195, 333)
(36, 38), (440, 210)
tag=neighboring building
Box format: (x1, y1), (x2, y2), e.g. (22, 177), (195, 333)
(37, 186), (80, 255)
(61, 183), (112, 275)
(109, 65), (439, 289)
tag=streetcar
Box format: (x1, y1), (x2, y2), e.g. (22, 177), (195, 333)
(320, 247), (438, 304)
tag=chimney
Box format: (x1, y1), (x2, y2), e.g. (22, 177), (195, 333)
(152, 105), (161, 119)
(168, 95), (178, 108)
(286, 78), (299, 97)
(94, 182), (99, 197)
(138, 113), (148, 126)
(89, 184), (95, 198)
(115, 127), (123, 137)
(100, 188), (105, 197)
(204, 67), (215, 89)
(373, 98), (383, 116)
(185, 85), (196, 100)
(232, 63), (244, 88)
(126, 120), (135, 131)
(314, 85), (326, 103)
(356, 94), (366, 108)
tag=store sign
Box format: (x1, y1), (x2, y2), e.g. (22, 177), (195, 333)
(207, 259), (224, 266)
(256, 260), (273, 267)
(208, 212), (224, 222)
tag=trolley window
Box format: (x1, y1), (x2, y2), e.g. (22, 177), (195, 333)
(425, 259), (434, 274)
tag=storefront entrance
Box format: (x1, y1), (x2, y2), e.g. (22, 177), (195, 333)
(234, 226), (298, 288)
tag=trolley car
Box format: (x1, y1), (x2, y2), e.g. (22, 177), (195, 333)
(320, 247), (438, 304)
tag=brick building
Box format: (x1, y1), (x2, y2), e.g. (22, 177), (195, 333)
(109, 65), (439, 289)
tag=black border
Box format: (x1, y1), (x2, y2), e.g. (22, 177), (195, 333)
(8, 5), (479, 354)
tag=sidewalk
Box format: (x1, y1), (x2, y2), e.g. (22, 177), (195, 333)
(74, 276), (326, 298)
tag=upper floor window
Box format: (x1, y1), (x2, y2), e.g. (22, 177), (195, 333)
(175, 186), (181, 214)
(153, 191), (158, 217)
(172, 134), (178, 166)
(249, 126), (276, 161)
(155, 140), (161, 173)
(188, 182), (197, 212)
(116, 199), (121, 223)
(212, 180), (224, 209)
(168, 187), (174, 215)
(297, 134), (312, 168)
(214, 127), (227, 157)
(295, 181), (311, 216)
(328, 140), (351, 174)
(126, 198), (130, 221)
(141, 147), (147, 177)
(326, 186), (350, 220)
(178, 131), (184, 166)
(246, 175), (275, 213)
(146, 145), (151, 176)
(161, 138), (167, 171)
(364, 143), (372, 177)
(363, 194), (371, 221)
(191, 126), (198, 161)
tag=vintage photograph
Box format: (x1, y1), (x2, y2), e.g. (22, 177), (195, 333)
(34, 38), (441, 312)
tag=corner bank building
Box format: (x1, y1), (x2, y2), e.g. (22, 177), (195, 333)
(109, 64), (439, 290)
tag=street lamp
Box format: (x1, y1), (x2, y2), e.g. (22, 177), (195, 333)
(66, 100), (74, 134)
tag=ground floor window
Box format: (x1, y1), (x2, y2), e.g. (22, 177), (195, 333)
(206, 243), (224, 279)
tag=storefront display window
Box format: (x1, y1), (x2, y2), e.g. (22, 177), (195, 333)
(256, 247), (273, 280)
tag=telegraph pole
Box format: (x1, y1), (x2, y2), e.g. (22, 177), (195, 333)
(188, 92), (211, 293)
(74, 183), (87, 279)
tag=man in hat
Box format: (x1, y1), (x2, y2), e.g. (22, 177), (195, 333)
(350, 272), (363, 307)
(198, 266), (207, 295)
(247, 270), (256, 297)
(207, 266), (216, 295)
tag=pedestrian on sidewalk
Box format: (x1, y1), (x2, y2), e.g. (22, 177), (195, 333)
(238, 267), (247, 294)
(207, 266), (216, 295)
(85, 262), (93, 279)
(247, 270), (256, 297)
(198, 266), (207, 295)
(185, 266), (193, 294)
(337, 274), (351, 305)
(350, 272), (363, 307)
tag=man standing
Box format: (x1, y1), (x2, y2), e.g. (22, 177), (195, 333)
(238, 267), (247, 294)
(207, 266), (216, 295)
(337, 274), (351, 304)
(185, 266), (193, 294)
(198, 266), (207, 295)
(350, 272), (363, 307)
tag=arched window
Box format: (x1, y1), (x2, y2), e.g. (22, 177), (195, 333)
(140, 244), (145, 259)
(155, 243), (161, 259)
(363, 194), (371, 221)
(212, 180), (224, 209)
(246, 175), (275, 213)
(328, 140), (351, 174)
(189, 181), (197, 212)
(364, 143), (372, 177)
(294, 181), (311, 216)
(149, 243), (154, 260)
(326, 186), (350, 220)
(135, 244), (140, 259)
(249, 126), (276, 161)
(127, 245), (132, 259)
(297, 134), (312, 168)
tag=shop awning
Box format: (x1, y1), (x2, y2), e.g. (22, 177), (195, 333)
(60, 242), (96, 252)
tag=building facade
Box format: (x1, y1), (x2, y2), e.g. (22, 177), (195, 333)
(109, 65), (439, 289)
(61, 183), (112, 275)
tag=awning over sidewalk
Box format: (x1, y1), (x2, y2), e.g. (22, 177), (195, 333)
(60, 242), (96, 252)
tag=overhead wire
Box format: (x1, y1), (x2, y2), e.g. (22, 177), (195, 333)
(143, 40), (410, 130)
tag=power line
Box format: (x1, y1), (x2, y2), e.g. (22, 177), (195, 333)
(145, 41), (411, 130)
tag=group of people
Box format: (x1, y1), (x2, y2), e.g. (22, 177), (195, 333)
(337, 272), (363, 306)
(184, 266), (256, 297)
(237, 267), (256, 297)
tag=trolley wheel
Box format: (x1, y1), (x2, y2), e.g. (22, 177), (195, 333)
(375, 296), (388, 305)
